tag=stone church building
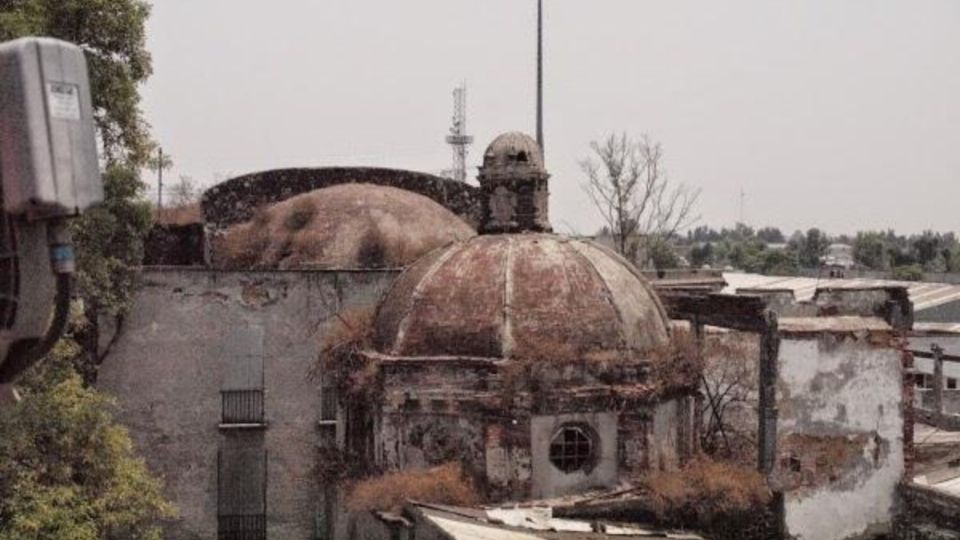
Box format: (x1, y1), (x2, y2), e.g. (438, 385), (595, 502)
(97, 133), (700, 539)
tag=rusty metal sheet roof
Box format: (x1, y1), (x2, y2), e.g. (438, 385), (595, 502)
(373, 234), (669, 359)
(723, 272), (960, 313)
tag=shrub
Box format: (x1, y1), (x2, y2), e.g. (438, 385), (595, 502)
(647, 328), (705, 397)
(312, 307), (380, 398)
(0, 349), (175, 540)
(345, 463), (479, 514)
(892, 264), (924, 282)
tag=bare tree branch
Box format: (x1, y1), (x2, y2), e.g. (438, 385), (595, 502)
(580, 133), (701, 267)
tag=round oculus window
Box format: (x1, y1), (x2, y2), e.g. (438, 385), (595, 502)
(548, 424), (597, 473)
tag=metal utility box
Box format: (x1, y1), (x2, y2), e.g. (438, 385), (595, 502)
(0, 37), (102, 219)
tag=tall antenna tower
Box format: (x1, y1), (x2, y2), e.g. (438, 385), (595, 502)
(445, 83), (473, 182)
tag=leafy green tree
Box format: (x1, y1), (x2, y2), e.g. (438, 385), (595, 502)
(911, 231), (942, 269)
(689, 242), (715, 268)
(0, 0), (154, 165)
(756, 226), (785, 244)
(892, 264), (924, 282)
(70, 165), (152, 381)
(759, 249), (798, 276)
(853, 231), (888, 270)
(0, 0), (157, 374)
(0, 346), (174, 540)
(947, 248), (960, 273)
(0, 2), (170, 536)
(793, 228), (830, 268)
(648, 238), (680, 270)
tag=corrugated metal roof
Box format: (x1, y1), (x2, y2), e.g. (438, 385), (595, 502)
(413, 503), (705, 539)
(723, 272), (960, 312)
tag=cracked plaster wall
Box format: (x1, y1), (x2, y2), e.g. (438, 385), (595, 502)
(775, 333), (904, 540)
(96, 268), (396, 540)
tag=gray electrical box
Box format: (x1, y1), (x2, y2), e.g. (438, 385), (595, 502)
(0, 37), (102, 219)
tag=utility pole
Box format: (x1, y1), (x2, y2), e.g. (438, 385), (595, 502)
(739, 187), (745, 225)
(536, 0), (544, 159)
(157, 147), (164, 209)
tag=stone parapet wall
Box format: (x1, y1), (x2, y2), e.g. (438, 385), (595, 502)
(200, 167), (482, 230)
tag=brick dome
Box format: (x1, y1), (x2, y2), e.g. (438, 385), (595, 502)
(211, 183), (476, 270)
(372, 234), (669, 359)
(482, 131), (546, 173)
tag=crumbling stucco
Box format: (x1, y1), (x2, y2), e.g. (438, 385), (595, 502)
(774, 331), (904, 540)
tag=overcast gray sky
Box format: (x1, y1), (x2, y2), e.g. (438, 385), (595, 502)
(141, 1), (960, 236)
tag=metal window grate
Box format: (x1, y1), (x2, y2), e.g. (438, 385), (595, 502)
(217, 514), (266, 540)
(320, 385), (337, 422)
(218, 448), (267, 540)
(222, 390), (264, 424)
(548, 424), (596, 473)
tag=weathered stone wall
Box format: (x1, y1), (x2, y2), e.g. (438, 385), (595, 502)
(371, 358), (696, 501)
(96, 268), (396, 540)
(200, 167), (482, 230)
(774, 329), (905, 540)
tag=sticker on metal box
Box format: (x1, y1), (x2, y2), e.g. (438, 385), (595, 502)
(47, 82), (81, 120)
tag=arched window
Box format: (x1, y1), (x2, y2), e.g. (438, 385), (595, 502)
(548, 424), (597, 473)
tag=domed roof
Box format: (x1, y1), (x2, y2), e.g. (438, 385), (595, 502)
(212, 183), (476, 270)
(373, 234), (670, 359)
(481, 132), (545, 173)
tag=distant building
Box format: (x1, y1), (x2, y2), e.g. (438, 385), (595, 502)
(821, 242), (855, 275)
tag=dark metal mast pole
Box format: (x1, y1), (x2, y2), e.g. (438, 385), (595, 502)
(537, 0), (544, 159)
(157, 147), (163, 209)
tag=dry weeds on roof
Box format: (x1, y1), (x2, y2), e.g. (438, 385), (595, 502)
(211, 183), (475, 270)
(312, 306), (380, 400)
(346, 462), (479, 514)
(637, 457), (772, 539)
(153, 203), (202, 225)
(497, 329), (704, 407)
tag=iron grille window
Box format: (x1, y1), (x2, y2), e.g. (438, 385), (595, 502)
(222, 390), (264, 424)
(320, 385), (337, 422)
(218, 448), (267, 540)
(218, 514), (265, 540)
(549, 424), (597, 473)
(318, 384), (338, 450)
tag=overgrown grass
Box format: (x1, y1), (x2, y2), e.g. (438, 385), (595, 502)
(637, 457), (772, 535)
(500, 329), (704, 407)
(346, 462), (479, 514)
